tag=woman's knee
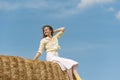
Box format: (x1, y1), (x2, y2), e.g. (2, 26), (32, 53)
(72, 65), (77, 69)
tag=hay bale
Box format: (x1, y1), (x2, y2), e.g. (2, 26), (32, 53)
(0, 55), (69, 80)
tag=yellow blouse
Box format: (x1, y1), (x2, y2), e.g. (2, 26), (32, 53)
(37, 31), (64, 54)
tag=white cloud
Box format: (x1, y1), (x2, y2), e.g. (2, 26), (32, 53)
(108, 7), (115, 12)
(0, 0), (115, 18)
(0, 0), (79, 18)
(0, 0), (77, 10)
(0, 0), (49, 10)
(0, 1), (21, 10)
(0, 0), (114, 10)
(78, 0), (114, 8)
(116, 11), (120, 20)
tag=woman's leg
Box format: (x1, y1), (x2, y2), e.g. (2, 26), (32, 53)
(72, 65), (81, 80)
(67, 69), (74, 80)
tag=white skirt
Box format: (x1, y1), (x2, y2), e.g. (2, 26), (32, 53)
(46, 52), (78, 71)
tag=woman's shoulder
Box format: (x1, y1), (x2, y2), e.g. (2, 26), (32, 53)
(40, 37), (49, 43)
(41, 38), (46, 41)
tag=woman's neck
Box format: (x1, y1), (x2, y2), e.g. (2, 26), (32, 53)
(47, 35), (52, 38)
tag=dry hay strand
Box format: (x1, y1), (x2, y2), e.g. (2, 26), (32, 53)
(0, 55), (70, 80)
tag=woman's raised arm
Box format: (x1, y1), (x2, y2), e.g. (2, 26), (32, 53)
(54, 27), (65, 33)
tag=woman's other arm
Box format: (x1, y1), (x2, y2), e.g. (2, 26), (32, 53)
(33, 39), (45, 60)
(33, 52), (41, 60)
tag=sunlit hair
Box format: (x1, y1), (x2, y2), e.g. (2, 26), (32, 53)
(42, 25), (54, 38)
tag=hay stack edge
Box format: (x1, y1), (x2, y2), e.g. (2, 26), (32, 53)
(0, 55), (71, 80)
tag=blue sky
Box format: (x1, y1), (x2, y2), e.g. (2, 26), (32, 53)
(0, 0), (120, 80)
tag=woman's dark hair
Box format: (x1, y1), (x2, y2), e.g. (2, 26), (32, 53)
(42, 25), (54, 38)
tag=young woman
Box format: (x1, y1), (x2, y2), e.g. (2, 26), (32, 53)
(33, 25), (81, 80)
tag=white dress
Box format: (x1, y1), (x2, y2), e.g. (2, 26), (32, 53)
(37, 31), (79, 71)
(46, 51), (78, 71)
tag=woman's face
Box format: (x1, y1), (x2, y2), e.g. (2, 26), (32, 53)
(43, 27), (52, 37)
